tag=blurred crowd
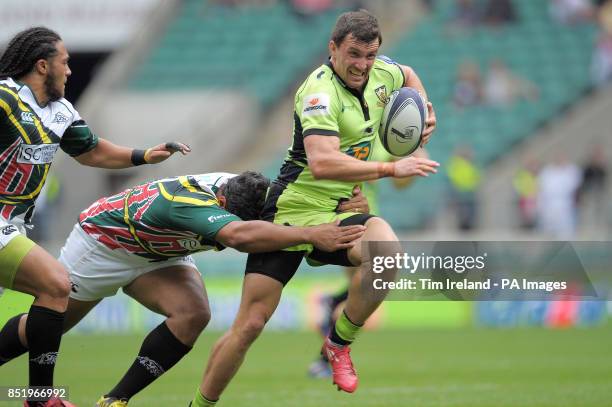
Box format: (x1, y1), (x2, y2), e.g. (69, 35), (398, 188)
(445, 144), (609, 238)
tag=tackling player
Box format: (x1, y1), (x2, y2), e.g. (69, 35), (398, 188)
(192, 10), (438, 406)
(0, 172), (365, 407)
(0, 27), (189, 407)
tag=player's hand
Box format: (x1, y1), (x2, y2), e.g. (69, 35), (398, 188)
(144, 142), (191, 164)
(337, 186), (370, 214)
(308, 221), (366, 252)
(393, 156), (439, 178)
(421, 102), (436, 147)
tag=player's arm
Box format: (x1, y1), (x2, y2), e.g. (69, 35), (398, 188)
(74, 138), (191, 169)
(305, 135), (439, 181)
(398, 64), (436, 145)
(215, 220), (365, 253)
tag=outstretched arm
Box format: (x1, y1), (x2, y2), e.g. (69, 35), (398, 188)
(74, 139), (190, 169)
(215, 220), (365, 253)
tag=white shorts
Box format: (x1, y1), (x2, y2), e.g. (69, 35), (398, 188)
(59, 224), (197, 301)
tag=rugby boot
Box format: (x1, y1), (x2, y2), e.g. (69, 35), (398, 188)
(95, 396), (127, 407)
(322, 338), (358, 393)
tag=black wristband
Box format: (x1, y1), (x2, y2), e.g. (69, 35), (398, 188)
(131, 149), (147, 166)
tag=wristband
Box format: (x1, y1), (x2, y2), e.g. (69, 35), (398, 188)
(377, 162), (395, 178)
(131, 149), (148, 166)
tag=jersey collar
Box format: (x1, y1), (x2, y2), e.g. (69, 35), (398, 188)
(325, 58), (369, 99)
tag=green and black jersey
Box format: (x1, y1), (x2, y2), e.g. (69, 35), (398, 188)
(274, 57), (404, 203)
(0, 77), (98, 224)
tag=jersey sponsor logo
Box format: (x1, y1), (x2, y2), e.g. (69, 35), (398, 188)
(302, 93), (330, 117)
(207, 213), (233, 223)
(345, 141), (371, 161)
(16, 143), (59, 164)
(374, 85), (389, 107)
(52, 111), (70, 124)
(20, 111), (35, 124)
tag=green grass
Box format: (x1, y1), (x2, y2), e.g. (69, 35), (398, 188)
(1, 326), (612, 406)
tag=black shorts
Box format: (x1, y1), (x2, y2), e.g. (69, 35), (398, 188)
(244, 213), (375, 285)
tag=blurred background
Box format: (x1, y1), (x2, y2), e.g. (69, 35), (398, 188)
(1, 0), (612, 405)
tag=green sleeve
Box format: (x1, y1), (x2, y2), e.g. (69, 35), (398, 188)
(168, 202), (241, 241)
(376, 56), (405, 91)
(60, 120), (99, 157)
(295, 74), (342, 137)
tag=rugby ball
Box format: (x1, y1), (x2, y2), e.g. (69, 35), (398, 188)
(379, 87), (428, 157)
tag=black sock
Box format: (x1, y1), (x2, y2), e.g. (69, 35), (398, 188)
(26, 305), (64, 388)
(107, 321), (192, 401)
(0, 313), (28, 366)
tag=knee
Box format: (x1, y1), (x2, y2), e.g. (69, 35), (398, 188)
(235, 313), (267, 346)
(180, 306), (211, 335)
(39, 269), (71, 301)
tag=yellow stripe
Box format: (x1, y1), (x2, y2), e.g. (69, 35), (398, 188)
(4, 165), (49, 201)
(123, 191), (170, 257)
(1, 86), (51, 144)
(0, 99), (31, 144)
(157, 182), (218, 207)
(178, 176), (199, 193)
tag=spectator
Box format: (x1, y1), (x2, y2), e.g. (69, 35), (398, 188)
(591, 0), (612, 85)
(482, 0), (517, 26)
(483, 59), (539, 106)
(577, 147), (608, 231)
(537, 154), (582, 238)
(453, 60), (483, 108)
(447, 0), (482, 34)
(512, 158), (539, 230)
(448, 146), (481, 230)
(549, 0), (595, 25)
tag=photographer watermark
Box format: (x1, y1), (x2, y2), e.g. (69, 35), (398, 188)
(360, 241), (610, 301)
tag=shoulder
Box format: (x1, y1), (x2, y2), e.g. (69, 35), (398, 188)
(296, 64), (336, 98)
(52, 97), (80, 124)
(0, 78), (21, 107)
(156, 176), (220, 208)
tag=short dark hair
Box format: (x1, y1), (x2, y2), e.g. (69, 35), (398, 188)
(331, 10), (382, 47)
(0, 27), (61, 80)
(223, 171), (270, 221)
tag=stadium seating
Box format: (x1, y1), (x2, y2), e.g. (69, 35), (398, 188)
(130, 0), (346, 106)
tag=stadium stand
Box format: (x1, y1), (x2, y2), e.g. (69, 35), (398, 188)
(130, 0), (347, 106)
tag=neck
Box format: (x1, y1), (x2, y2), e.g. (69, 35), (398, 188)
(20, 75), (49, 106)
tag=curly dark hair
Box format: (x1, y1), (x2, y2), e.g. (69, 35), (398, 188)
(331, 10), (382, 47)
(223, 171), (270, 221)
(0, 27), (61, 80)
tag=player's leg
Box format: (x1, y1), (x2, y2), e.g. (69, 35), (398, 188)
(99, 265), (208, 404)
(310, 215), (400, 392)
(0, 235), (71, 405)
(193, 251), (302, 407)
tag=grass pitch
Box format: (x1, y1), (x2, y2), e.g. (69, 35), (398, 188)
(1, 326), (611, 406)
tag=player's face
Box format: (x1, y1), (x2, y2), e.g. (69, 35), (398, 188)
(44, 41), (71, 102)
(330, 34), (379, 90)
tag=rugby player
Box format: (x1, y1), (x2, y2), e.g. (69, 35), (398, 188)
(0, 172), (365, 407)
(191, 10), (438, 406)
(0, 27), (189, 407)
